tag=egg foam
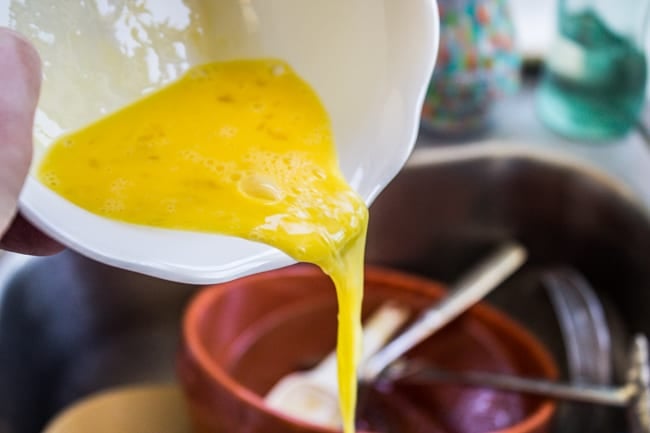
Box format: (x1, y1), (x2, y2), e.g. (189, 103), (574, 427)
(38, 59), (366, 433)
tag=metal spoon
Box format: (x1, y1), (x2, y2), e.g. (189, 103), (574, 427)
(383, 334), (650, 433)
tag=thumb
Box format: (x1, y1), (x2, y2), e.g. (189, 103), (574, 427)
(0, 28), (41, 236)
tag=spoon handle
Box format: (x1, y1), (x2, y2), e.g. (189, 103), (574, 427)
(386, 362), (632, 407)
(361, 242), (527, 381)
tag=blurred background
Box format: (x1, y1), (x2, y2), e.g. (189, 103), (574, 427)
(419, 0), (650, 208)
(4, 1), (650, 433)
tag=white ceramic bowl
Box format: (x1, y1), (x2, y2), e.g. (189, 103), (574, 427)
(2, 0), (439, 283)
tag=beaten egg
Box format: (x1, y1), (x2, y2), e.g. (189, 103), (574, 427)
(38, 59), (367, 433)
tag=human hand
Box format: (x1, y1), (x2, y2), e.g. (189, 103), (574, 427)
(0, 28), (62, 255)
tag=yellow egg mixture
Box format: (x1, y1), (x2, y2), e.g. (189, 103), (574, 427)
(38, 59), (366, 433)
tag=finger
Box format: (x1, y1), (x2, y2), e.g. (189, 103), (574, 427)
(0, 28), (42, 235)
(0, 213), (64, 255)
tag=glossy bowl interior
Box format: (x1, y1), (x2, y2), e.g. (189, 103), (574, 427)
(178, 265), (557, 433)
(1, 0), (438, 283)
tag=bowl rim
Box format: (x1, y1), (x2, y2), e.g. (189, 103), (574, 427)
(181, 264), (558, 433)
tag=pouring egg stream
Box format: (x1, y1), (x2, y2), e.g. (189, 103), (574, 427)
(38, 59), (367, 433)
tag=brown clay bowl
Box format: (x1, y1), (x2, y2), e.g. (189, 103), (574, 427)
(178, 264), (557, 433)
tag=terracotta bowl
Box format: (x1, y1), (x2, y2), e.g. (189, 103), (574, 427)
(178, 265), (557, 433)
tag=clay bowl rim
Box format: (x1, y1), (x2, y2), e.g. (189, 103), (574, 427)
(181, 264), (558, 433)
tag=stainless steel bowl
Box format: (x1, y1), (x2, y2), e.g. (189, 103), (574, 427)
(2, 143), (648, 433)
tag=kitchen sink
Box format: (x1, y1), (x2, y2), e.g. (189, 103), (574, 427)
(2, 142), (649, 433)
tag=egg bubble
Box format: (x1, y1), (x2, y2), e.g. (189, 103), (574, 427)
(203, 159), (227, 174)
(110, 178), (129, 192)
(41, 171), (60, 187)
(219, 126), (238, 138)
(180, 149), (204, 164)
(161, 199), (177, 214)
(100, 199), (125, 214)
(238, 174), (284, 203)
(311, 167), (327, 180)
(271, 64), (286, 77)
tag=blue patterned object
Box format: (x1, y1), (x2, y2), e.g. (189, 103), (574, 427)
(422, 0), (520, 136)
